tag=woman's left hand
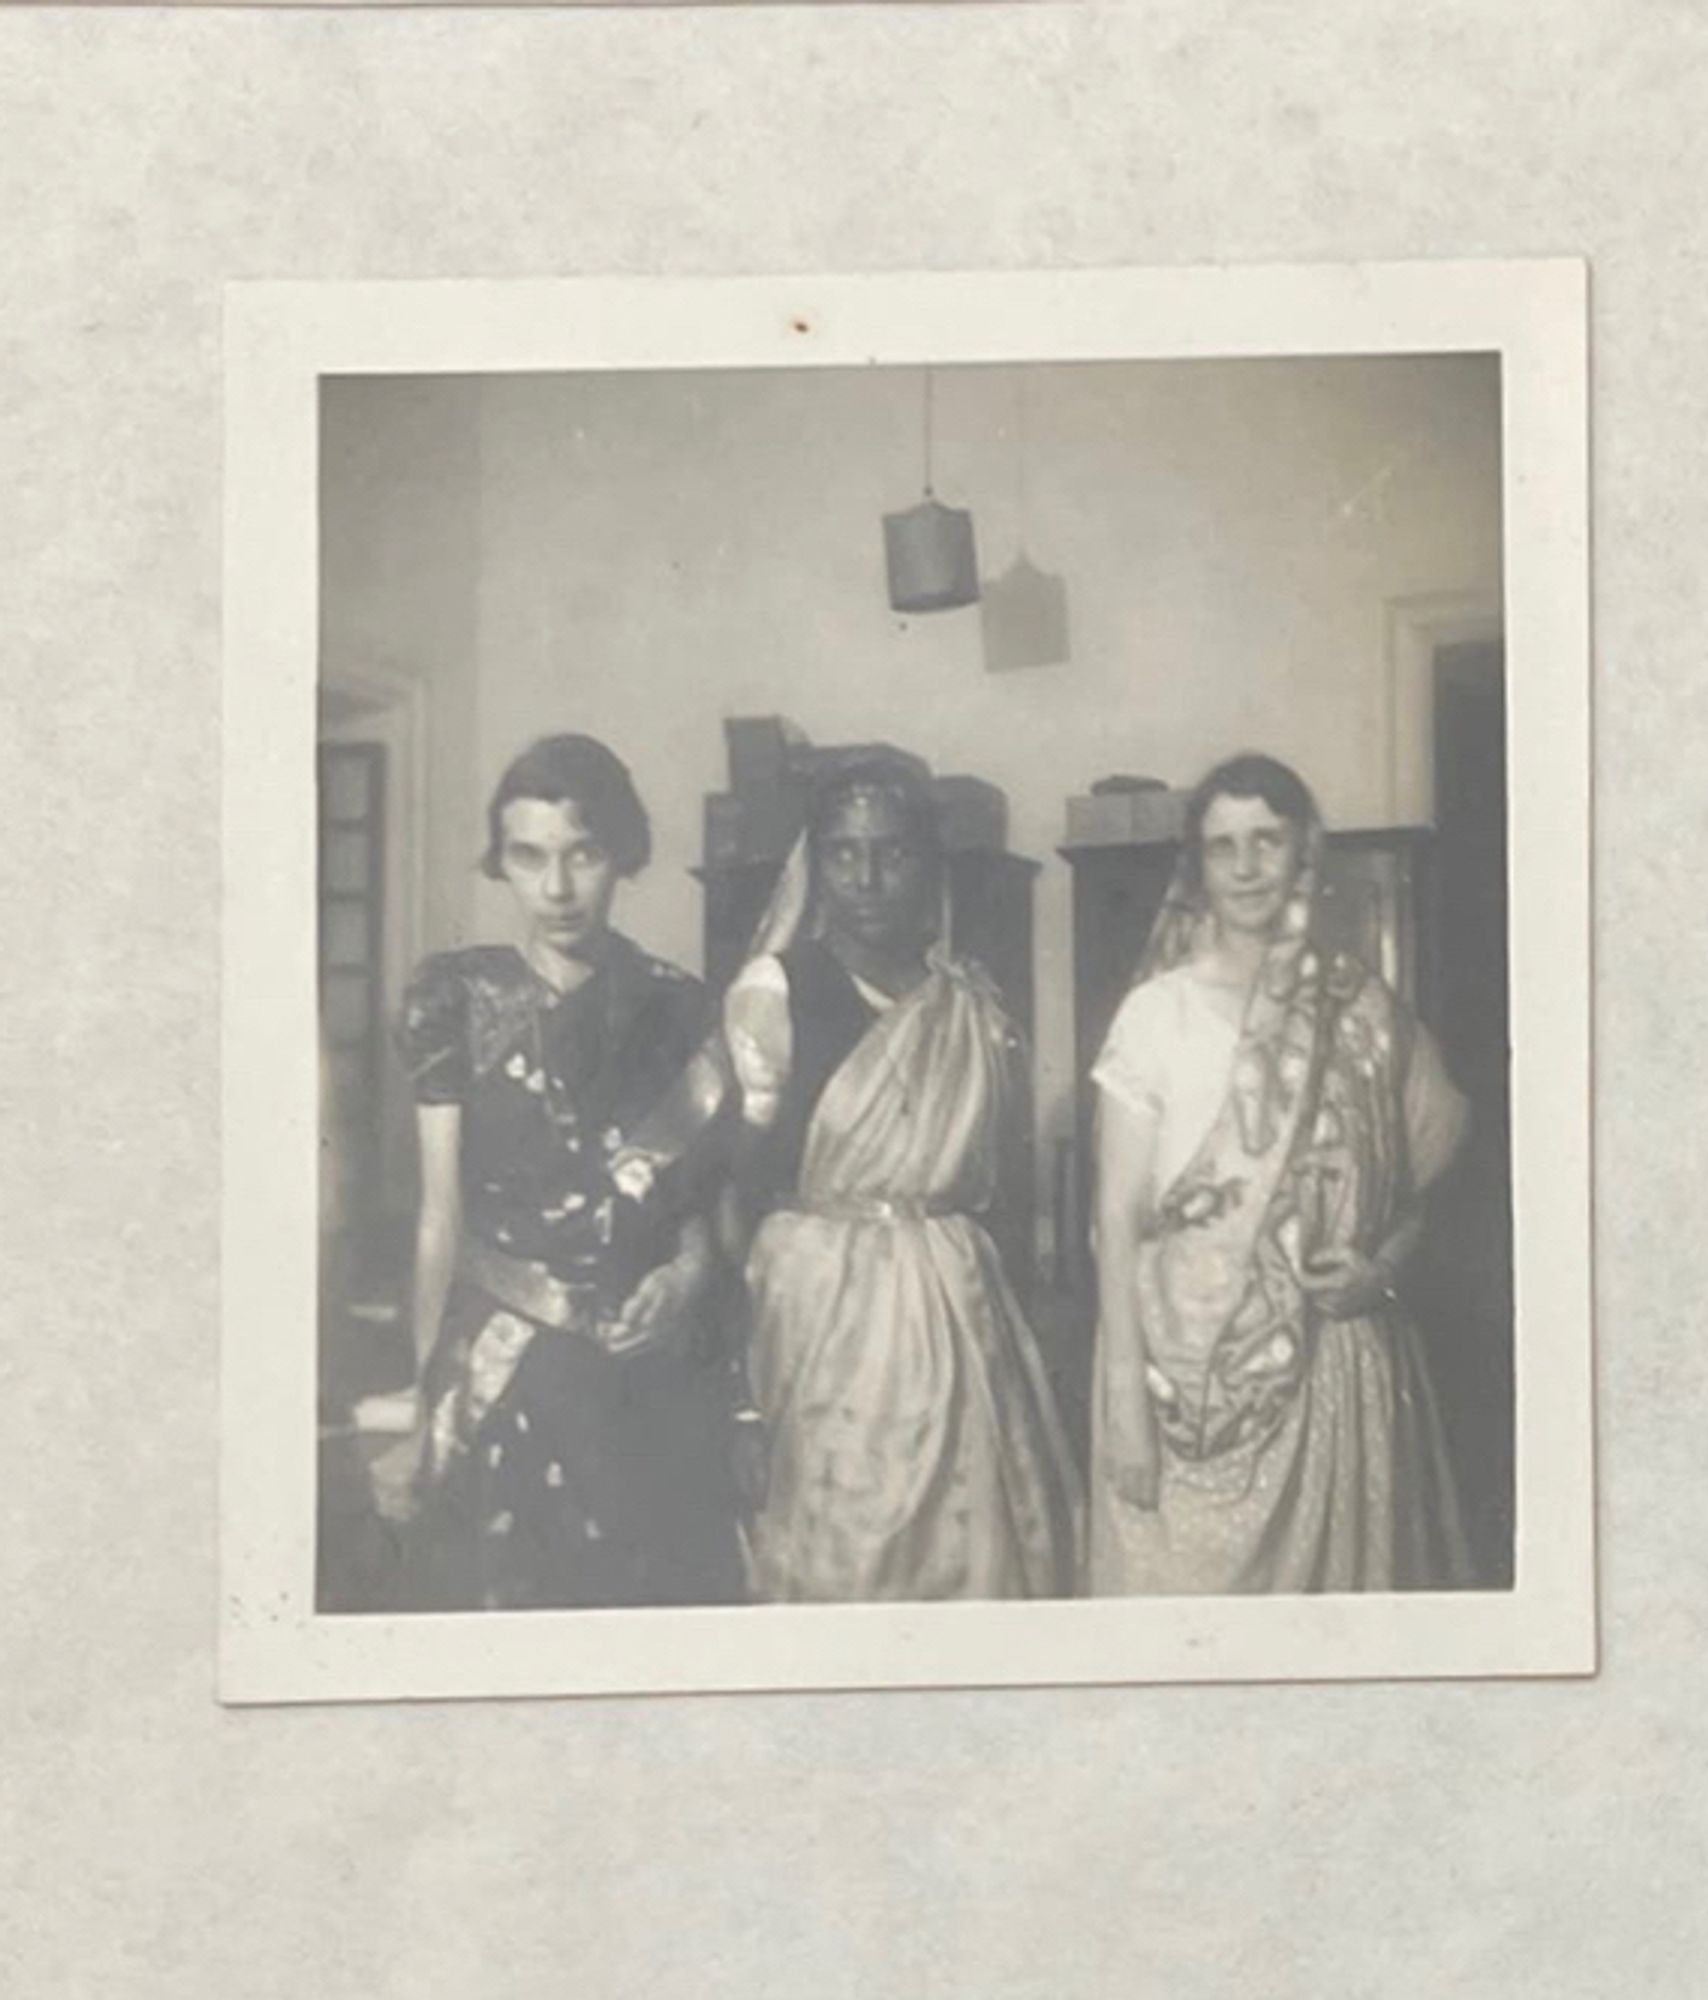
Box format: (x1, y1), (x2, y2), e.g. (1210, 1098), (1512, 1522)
(606, 1257), (703, 1358)
(1297, 1248), (1395, 1321)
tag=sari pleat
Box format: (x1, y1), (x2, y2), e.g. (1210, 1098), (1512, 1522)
(747, 955), (1081, 1603)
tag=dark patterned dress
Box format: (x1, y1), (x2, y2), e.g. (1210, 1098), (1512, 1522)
(395, 937), (745, 1611)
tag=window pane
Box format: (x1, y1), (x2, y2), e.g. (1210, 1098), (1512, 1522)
(326, 1046), (369, 1108)
(322, 972), (371, 1045)
(322, 753), (373, 822)
(322, 900), (371, 970)
(322, 829), (370, 895)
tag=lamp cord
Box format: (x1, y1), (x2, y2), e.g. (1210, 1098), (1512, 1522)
(1014, 370), (1029, 551)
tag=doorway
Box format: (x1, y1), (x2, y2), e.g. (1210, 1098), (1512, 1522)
(1415, 638), (1515, 1587)
(316, 671), (427, 1608)
(318, 668), (427, 1225)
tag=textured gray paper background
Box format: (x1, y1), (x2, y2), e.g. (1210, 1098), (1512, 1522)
(0, 4), (1693, 1995)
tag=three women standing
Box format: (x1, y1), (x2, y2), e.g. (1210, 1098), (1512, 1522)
(388, 733), (1472, 1609)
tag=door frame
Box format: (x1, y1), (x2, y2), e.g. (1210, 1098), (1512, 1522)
(318, 662), (429, 1208)
(1384, 591), (1503, 824)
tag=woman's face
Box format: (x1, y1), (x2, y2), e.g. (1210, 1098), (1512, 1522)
(1198, 792), (1305, 939)
(814, 787), (932, 955)
(498, 796), (619, 958)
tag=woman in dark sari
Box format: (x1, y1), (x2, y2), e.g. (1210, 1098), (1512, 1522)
(394, 734), (744, 1611)
(1088, 752), (1474, 1594)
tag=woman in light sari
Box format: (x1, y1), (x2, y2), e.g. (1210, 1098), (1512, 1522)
(1089, 753), (1474, 1595)
(715, 755), (1081, 1603)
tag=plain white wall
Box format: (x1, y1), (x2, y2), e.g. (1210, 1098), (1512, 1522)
(320, 376), (485, 958)
(320, 354), (1502, 1232)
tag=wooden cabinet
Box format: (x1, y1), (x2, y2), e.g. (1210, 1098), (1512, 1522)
(695, 849), (1041, 1301)
(1058, 827), (1435, 1289)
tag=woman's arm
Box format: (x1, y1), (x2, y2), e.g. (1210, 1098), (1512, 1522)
(605, 1209), (718, 1358)
(1094, 1092), (1164, 1509)
(983, 1016), (1035, 1302)
(710, 1113), (781, 1275)
(410, 1104), (463, 1375)
(1300, 1196), (1430, 1321)
(1300, 1016), (1470, 1319)
(1353, 1071), (1468, 1300)
(717, 956), (793, 1266)
(1371, 1203), (1425, 1286)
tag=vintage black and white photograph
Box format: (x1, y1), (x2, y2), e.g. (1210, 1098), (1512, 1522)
(222, 265), (1592, 1701)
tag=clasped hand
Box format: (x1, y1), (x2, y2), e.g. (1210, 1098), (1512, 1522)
(605, 1255), (702, 1359)
(1297, 1247), (1393, 1321)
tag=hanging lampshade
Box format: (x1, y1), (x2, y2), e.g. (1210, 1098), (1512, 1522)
(885, 496), (979, 613)
(883, 369), (980, 614)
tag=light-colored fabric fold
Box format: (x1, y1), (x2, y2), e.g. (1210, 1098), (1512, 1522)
(747, 954), (1082, 1602)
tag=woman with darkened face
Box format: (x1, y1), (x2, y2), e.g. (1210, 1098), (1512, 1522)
(1089, 753), (1474, 1595)
(714, 756), (1080, 1603)
(392, 734), (743, 1611)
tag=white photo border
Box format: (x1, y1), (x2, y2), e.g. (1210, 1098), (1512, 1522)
(222, 262), (1594, 1704)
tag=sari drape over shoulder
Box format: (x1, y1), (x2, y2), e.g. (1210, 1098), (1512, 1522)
(1088, 829), (1475, 1597)
(728, 941), (1082, 1603)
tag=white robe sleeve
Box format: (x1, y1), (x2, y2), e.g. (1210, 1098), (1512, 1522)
(722, 954), (793, 1132)
(1090, 981), (1170, 1125)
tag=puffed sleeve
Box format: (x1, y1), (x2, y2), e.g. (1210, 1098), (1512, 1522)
(1403, 1018), (1470, 1189)
(1090, 980), (1169, 1126)
(722, 954), (792, 1131)
(394, 954), (468, 1106)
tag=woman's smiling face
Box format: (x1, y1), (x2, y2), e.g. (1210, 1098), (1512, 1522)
(1198, 792), (1305, 939)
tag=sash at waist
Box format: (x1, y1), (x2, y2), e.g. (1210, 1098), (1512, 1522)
(458, 1235), (613, 1342)
(771, 1194), (966, 1224)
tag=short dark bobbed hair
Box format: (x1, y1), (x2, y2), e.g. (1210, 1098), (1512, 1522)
(1181, 752), (1319, 889)
(480, 734), (651, 880)
(805, 752), (943, 870)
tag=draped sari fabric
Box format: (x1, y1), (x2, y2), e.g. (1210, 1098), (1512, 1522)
(744, 950), (1082, 1602)
(612, 826), (1080, 1602)
(1089, 824), (1475, 1596)
(608, 832), (816, 1199)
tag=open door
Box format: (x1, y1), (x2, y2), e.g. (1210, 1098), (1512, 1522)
(1414, 638), (1515, 1588)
